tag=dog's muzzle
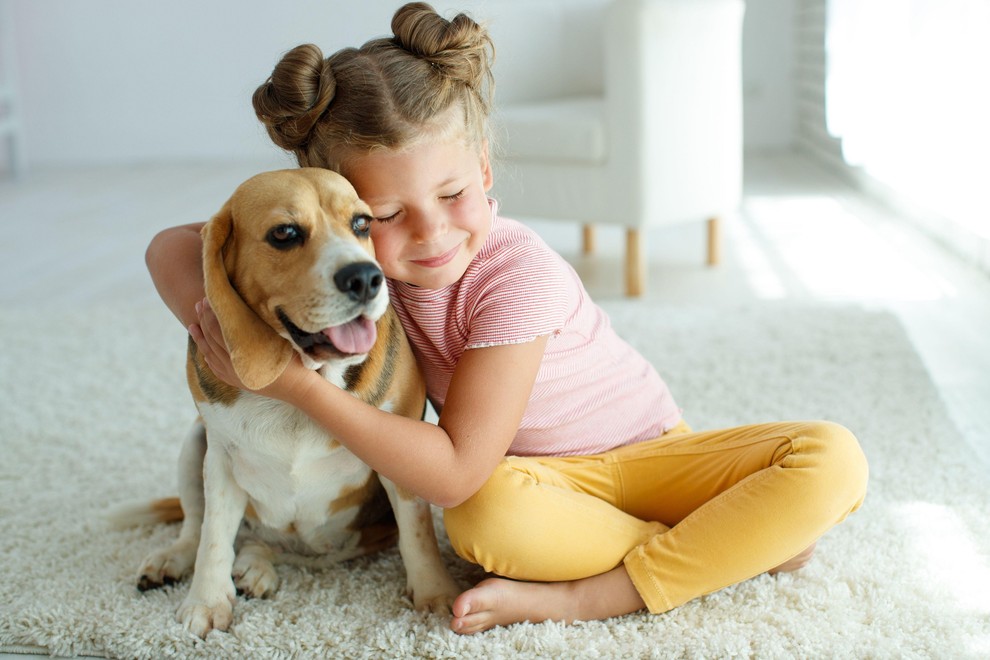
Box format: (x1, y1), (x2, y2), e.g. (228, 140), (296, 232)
(277, 310), (378, 359)
(276, 262), (385, 361)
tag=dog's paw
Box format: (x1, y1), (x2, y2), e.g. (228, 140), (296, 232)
(232, 552), (279, 599)
(137, 542), (197, 591)
(176, 589), (236, 639)
(412, 591), (458, 615)
(409, 573), (461, 615)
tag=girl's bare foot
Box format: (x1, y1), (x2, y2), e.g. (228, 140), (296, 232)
(449, 566), (645, 635)
(449, 542), (819, 634)
(769, 541), (817, 574)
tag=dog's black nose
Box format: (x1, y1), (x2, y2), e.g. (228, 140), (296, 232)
(334, 262), (384, 303)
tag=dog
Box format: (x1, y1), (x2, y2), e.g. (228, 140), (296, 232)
(120, 168), (459, 638)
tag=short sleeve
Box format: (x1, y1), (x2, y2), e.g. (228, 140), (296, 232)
(462, 241), (573, 349)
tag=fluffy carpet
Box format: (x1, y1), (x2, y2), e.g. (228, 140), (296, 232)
(1, 301), (988, 659)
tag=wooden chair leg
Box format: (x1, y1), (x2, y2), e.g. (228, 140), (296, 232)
(706, 216), (721, 266)
(625, 228), (645, 297)
(582, 224), (595, 255)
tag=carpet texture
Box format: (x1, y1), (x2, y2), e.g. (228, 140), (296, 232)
(1, 301), (988, 659)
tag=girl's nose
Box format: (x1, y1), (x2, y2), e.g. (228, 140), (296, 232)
(408, 208), (446, 243)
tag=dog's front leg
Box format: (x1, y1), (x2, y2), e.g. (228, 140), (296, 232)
(379, 476), (460, 614)
(177, 442), (247, 639)
(138, 422), (206, 589)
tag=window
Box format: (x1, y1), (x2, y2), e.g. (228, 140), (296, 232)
(825, 0), (990, 242)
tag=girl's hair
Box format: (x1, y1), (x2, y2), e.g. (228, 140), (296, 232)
(252, 2), (494, 172)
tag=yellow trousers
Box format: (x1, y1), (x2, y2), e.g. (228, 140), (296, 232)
(443, 420), (868, 613)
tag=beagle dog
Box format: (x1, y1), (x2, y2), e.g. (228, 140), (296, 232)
(127, 168), (459, 638)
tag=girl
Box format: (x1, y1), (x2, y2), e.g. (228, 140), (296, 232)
(146, 2), (868, 635)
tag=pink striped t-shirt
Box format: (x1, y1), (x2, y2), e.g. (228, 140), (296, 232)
(388, 202), (681, 457)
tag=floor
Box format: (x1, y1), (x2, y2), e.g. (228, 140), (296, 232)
(2, 150), (988, 472)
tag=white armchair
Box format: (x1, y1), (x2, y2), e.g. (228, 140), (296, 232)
(489, 0), (745, 296)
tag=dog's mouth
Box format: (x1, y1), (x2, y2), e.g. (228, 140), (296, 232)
(277, 308), (377, 360)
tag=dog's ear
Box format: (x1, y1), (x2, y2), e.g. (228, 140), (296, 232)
(201, 203), (293, 391)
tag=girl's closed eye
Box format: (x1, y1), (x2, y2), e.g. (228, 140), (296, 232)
(442, 188), (466, 201)
(375, 211), (400, 224)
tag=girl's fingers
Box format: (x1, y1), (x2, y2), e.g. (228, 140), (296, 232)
(188, 322), (215, 365)
(191, 298), (245, 388)
(195, 299), (225, 352)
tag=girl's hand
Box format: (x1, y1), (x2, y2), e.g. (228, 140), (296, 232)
(188, 298), (244, 388)
(188, 298), (317, 403)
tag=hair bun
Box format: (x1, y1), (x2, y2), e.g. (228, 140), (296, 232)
(252, 43), (336, 151)
(391, 2), (493, 93)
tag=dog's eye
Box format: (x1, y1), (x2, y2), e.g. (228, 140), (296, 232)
(267, 224), (305, 250)
(352, 214), (372, 237)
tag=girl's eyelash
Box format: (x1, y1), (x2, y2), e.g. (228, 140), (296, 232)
(374, 189), (464, 223)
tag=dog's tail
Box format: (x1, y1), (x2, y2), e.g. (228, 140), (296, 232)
(107, 497), (184, 529)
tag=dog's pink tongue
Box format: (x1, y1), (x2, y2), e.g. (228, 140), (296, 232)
(323, 316), (377, 355)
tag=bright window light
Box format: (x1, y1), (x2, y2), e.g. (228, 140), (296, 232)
(826, 0), (990, 239)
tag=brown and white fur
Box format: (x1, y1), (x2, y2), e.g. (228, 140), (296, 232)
(120, 168), (459, 638)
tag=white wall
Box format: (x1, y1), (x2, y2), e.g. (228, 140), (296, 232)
(7, 0), (796, 167)
(10, 0), (403, 165)
(742, 0), (796, 151)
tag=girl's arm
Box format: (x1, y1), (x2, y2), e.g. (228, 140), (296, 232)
(194, 301), (546, 508)
(146, 223), (207, 329)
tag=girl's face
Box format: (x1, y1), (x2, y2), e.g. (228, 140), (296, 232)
(343, 136), (494, 289)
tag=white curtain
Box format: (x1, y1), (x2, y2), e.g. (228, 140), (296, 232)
(825, 0), (990, 235)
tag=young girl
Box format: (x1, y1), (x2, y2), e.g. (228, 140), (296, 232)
(146, 2), (868, 635)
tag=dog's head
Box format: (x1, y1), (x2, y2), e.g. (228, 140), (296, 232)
(202, 168), (387, 390)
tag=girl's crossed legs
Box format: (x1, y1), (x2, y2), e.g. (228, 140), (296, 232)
(443, 420), (868, 633)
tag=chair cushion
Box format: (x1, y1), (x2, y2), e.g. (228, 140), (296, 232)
(495, 96), (606, 165)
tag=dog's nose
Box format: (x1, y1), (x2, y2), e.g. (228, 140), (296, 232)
(334, 262), (384, 303)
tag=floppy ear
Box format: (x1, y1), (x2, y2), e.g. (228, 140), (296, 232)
(201, 203), (293, 390)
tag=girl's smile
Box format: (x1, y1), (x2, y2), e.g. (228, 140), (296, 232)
(411, 242), (464, 268)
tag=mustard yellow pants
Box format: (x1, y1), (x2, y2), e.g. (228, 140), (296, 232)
(443, 420), (868, 613)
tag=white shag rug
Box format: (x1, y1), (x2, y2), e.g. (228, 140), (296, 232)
(1, 300), (988, 659)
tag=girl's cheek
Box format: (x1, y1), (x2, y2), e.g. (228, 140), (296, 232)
(368, 232), (401, 276)
(369, 225), (393, 253)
